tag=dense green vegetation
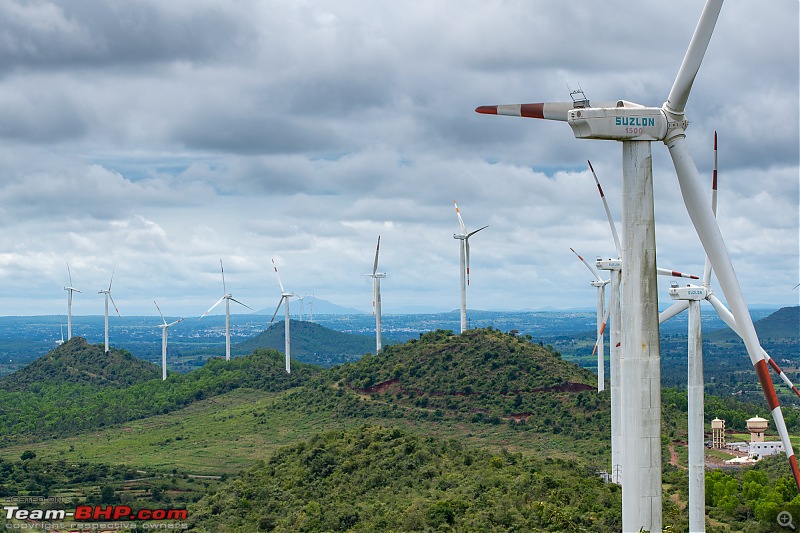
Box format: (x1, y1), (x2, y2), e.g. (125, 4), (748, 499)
(188, 425), (622, 532)
(0, 338), (320, 445)
(235, 319), (376, 367)
(1, 324), (799, 531)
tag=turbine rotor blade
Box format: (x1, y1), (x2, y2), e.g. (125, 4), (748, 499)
(453, 200), (467, 235)
(570, 247), (603, 282)
(219, 259), (226, 295)
(476, 101), (616, 122)
(703, 131), (719, 286)
(665, 0), (724, 115)
(167, 318), (183, 327)
(272, 258), (286, 294)
(588, 160), (622, 258)
(154, 301), (167, 326)
(229, 297), (253, 311)
(108, 267), (115, 292)
(669, 135), (800, 490)
(659, 300), (689, 323)
(67, 262), (73, 286)
(657, 267), (699, 279)
(467, 225), (488, 239)
(270, 297), (285, 324)
(201, 296), (226, 318)
(373, 235), (381, 275)
(109, 294), (121, 318)
(591, 281), (618, 357)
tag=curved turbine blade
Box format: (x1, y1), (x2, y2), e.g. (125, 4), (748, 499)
(373, 236), (381, 276)
(476, 101), (616, 122)
(588, 160), (622, 258)
(108, 268), (115, 292)
(229, 297), (254, 311)
(570, 247), (603, 283)
(665, 0), (724, 115)
(272, 258), (286, 294)
(657, 267), (699, 279)
(154, 301), (167, 326)
(453, 200), (467, 234)
(67, 262), (73, 286)
(201, 296), (225, 318)
(465, 238), (471, 287)
(669, 135), (800, 489)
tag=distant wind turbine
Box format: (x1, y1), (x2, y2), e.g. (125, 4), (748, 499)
(155, 301), (182, 381)
(98, 269), (121, 354)
(56, 324), (64, 346)
(63, 263), (81, 341)
(200, 259), (253, 361)
(366, 236), (386, 353)
(453, 200), (488, 334)
(270, 258), (294, 373)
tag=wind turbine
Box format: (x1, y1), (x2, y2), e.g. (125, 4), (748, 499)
(155, 301), (182, 381)
(366, 236), (386, 353)
(476, 1), (800, 528)
(98, 269), (121, 354)
(569, 248), (607, 393)
(453, 200), (488, 334)
(270, 258), (294, 373)
(63, 263), (81, 341)
(200, 259), (253, 361)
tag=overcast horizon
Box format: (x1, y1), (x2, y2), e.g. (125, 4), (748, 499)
(0, 1), (797, 317)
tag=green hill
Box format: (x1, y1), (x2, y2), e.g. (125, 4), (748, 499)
(705, 306), (799, 342)
(235, 319), (375, 366)
(0, 337), (160, 391)
(334, 328), (607, 438)
(0, 347), (321, 445)
(188, 425), (622, 532)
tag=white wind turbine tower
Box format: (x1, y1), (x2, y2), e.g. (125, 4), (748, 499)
(477, 1), (800, 527)
(63, 263), (81, 341)
(453, 200), (488, 334)
(200, 259), (253, 361)
(575, 162), (698, 487)
(569, 247), (607, 393)
(366, 236), (386, 353)
(98, 269), (121, 354)
(155, 301), (182, 381)
(270, 258), (294, 374)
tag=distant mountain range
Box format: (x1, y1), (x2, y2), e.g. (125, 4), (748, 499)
(705, 305), (799, 342)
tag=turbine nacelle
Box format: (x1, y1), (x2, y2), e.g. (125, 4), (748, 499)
(596, 258), (622, 271)
(668, 282), (709, 301)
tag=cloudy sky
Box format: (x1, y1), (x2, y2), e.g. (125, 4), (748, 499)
(0, 0), (797, 317)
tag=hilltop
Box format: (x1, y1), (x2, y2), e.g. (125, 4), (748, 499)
(0, 337), (160, 391)
(705, 305), (799, 342)
(334, 328), (607, 438)
(236, 320), (375, 366)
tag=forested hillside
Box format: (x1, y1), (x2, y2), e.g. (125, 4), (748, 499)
(188, 425), (622, 532)
(0, 341), (321, 445)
